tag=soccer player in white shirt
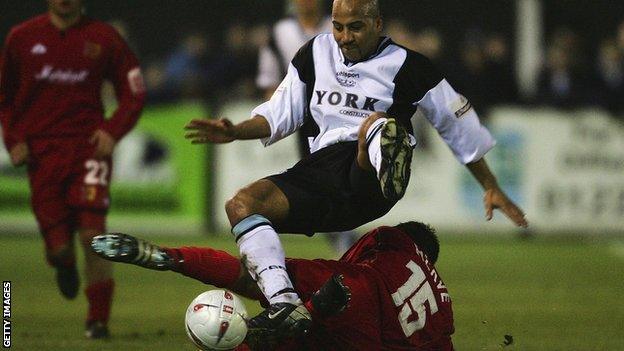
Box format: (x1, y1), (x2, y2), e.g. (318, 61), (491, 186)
(185, 0), (527, 337)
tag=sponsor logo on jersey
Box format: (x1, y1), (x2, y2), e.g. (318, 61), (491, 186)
(315, 90), (380, 112)
(339, 110), (370, 118)
(335, 71), (360, 87)
(83, 41), (102, 59)
(31, 43), (47, 55)
(35, 65), (89, 84)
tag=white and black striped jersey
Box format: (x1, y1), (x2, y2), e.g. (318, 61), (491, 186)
(252, 34), (495, 164)
(256, 16), (333, 90)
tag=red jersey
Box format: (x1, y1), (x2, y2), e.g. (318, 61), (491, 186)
(0, 14), (145, 151)
(277, 226), (454, 351)
(342, 226), (455, 350)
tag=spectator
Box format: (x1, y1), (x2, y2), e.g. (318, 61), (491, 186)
(594, 38), (624, 116)
(536, 44), (590, 109)
(257, 0), (332, 103)
(483, 33), (518, 106)
(384, 19), (417, 51)
(447, 32), (492, 116)
(211, 23), (267, 108)
(615, 20), (624, 54)
(164, 32), (211, 100)
(386, 23), (448, 151)
(414, 27), (445, 67)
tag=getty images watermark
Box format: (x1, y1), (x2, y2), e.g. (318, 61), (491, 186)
(3, 281), (10, 348)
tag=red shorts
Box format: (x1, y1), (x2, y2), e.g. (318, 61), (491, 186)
(27, 137), (111, 245)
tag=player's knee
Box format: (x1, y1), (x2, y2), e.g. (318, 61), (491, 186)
(225, 190), (259, 225)
(46, 244), (73, 267)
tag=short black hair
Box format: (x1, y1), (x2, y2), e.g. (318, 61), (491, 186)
(394, 221), (440, 264)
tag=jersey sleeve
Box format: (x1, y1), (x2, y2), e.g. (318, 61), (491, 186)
(402, 52), (495, 164)
(252, 38), (315, 147)
(101, 29), (146, 140)
(0, 28), (23, 151)
(417, 78), (495, 164)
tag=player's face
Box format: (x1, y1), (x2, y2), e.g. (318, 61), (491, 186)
(47, 0), (82, 19)
(332, 1), (382, 62)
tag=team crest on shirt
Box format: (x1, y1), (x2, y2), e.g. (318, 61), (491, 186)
(84, 185), (97, 202)
(83, 41), (102, 59)
(335, 71), (360, 87)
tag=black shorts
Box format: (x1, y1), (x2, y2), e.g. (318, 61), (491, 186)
(266, 141), (397, 234)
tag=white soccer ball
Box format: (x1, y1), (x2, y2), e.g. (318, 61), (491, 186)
(184, 290), (249, 350)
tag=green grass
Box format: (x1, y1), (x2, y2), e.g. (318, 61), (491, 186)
(1, 233), (623, 350)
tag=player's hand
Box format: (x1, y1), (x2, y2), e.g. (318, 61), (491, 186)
(184, 118), (236, 144)
(89, 129), (116, 159)
(483, 188), (528, 227)
(9, 142), (29, 167)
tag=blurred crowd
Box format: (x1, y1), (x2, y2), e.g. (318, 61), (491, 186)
(536, 24), (624, 115)
(111, 16), (624, 120)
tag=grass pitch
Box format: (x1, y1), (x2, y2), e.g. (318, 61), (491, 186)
(1, 232), (623, 350)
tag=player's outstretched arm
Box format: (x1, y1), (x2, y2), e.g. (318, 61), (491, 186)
(184, 115), (271, 144)
(466, 158), (528, 227)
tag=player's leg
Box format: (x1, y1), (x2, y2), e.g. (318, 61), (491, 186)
(66, 148), (116, 339)
(42, 223), (80, 299)
(28, 140), (80, 300)
(91, 234), (265, 300)
(77, 211), (113, 339)
(225, 179), (311, 334)
(91, 233), (178, 270)
(357, 111), (413, 201)
(298, 123), (356, 254)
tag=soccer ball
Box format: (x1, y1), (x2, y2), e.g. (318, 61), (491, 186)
(184, 290), (249, 350)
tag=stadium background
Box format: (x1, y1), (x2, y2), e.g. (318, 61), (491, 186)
(1, 0), (624, 350)
(4, 1), (624, 60)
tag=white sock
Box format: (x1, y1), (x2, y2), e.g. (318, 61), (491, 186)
(234, 216), (301, 305)
(365, 117), (387, 177)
